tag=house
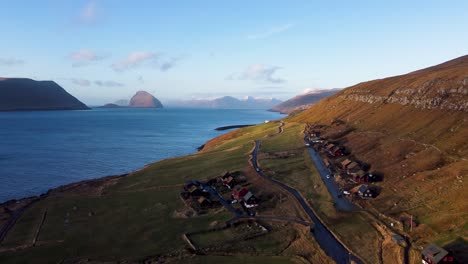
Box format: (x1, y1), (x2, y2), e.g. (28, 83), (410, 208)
(325, 143), (343, 156)
(357, 185), (375, 198)
(421, 243), (454, 264)
(330, 145), (344, 156)
(346, 162), (361, 174)
(222, 175), (235, 189)
(325, 143), (335, 152)
(341, 159), (352, 170)
(352, 170), (368, 182)
(232, 188), (250, 200)
(243, 195), (259, 208)
(187, 185), (206, 197)
(232, 188), (259, 208)
(197, 197), (212, 207)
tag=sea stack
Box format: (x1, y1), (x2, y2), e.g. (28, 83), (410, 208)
(0, 78), (89, 111)
(129, 91), (163, 108)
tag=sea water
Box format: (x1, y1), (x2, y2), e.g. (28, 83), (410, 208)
(0, 108), (284, 202)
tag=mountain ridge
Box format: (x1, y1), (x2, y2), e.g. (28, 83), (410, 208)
(291, 55), (468, 249)
(270, 88), (341, 114)
(167, 96), (282, 109)
(0, 78), (89, 111)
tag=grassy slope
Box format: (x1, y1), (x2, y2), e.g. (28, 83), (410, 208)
(289, 57), (468, 254)
(0, 122), (330, 263)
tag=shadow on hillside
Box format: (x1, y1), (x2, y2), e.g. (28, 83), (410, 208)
(370, 171), (384, 182)
(445, 237), (468, 264)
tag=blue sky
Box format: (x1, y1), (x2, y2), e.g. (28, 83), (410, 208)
(1, 0), (467, 105)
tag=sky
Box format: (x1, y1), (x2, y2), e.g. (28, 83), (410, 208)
(1, 0), (468, 105)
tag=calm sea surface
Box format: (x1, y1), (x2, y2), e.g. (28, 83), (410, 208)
(0, 108), (284, 202)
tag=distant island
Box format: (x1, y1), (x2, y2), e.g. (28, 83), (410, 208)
(100, 91), (163, 108)
(166, 96), (282, 109)
(0, 78), (89, 111)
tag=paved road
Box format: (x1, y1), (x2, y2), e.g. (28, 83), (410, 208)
(305, 138), (411, 264)
(252, 140), (363, 264)
(304, 138), (358, 212)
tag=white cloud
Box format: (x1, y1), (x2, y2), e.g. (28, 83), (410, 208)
(94, 80), (124, 87)
(247, 23), (294, 40)
(111, 52), (182, 72)
(160, 57), (179, 71)
(67, 78), (124, 87)
(0, 58), (24, 66)
(229, 64), (286, 83)
(111, 51), (158, 72)
(71, 78), (91, 86)
(69, 49), (106, 67)
(79, 0), (98, 24)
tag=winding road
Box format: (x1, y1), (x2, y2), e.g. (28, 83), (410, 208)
(252, 139), (363, 264)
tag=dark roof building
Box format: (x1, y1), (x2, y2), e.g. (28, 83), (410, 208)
(357, 185), (375, 198)
(341, 159), (352, 169)
(421, 243), (453, 264)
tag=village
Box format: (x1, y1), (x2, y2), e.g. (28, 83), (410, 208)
(303, 123), (457, 264)
(180, 171), (260, 217)
(173, 121), (459, 264)
(304, 123), (382, 200)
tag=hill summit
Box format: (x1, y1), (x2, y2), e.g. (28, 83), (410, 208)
(129, 91), (163, 108)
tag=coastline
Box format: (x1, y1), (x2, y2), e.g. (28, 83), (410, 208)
(0, 118), (284, 245)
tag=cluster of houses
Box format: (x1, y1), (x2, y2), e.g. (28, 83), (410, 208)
(305, 125), (458, 263)
(220, 172), (259, 209)
(305, 123), (379, 199)
(181, 172), (260, 215)
(181, 182), (217, 209)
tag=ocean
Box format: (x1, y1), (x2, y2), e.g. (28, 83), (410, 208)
(0, 108), (284, 202)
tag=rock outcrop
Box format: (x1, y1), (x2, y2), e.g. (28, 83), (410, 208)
(336, 56), (468, 112)
(128, 91), (163, 108)
(0, 78), (89, 111)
